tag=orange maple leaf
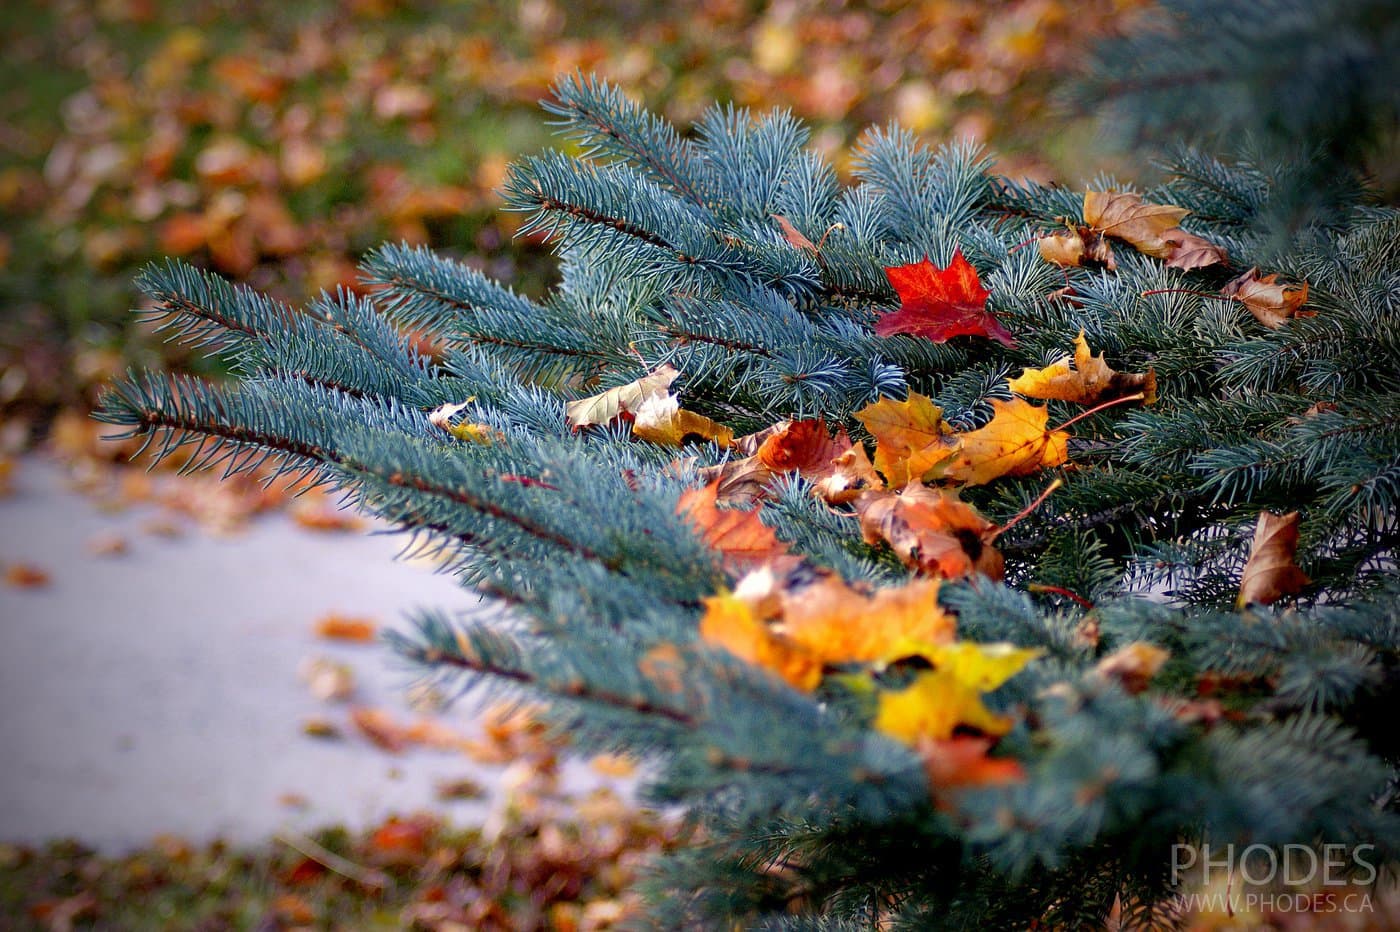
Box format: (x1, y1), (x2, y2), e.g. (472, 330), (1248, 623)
(855, 392), (959, 488)
(1008, 330), (1157, 406)
(936, 398), (1069, 486)
(778, 575), (956, 664)
(875, 250), (1017, 347)
(916, 735), (1025, 792)
(854, 484), (1005, 580)
(678, 479), (796, 575)
(812, 443), (885, 504)
(1237, 511), (1311, 607)
(757, 419), (849, 476)
(698, 592), (823, 691)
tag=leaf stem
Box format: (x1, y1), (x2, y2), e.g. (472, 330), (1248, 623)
(1027, 583), (1094, 609)
(992, 478), (1064, 540)
(1052, 393), (1146, 432)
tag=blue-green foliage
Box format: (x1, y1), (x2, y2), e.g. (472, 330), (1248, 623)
(98, 75), (1398, 926)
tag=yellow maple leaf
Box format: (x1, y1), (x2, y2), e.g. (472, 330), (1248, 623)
(1008, 330), (1156, 406)
(855, 392), (959, 487)
(874, 641), (1039, 743)
(937, 398), (1070, 486)
(630, 393), (735, 448)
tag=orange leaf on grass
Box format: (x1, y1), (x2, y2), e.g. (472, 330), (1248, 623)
(937, 398), (1069, 486)
(1008, 330), (1157, 406)
(875, 250), (1016, 347)
(1238, 511), (1311, 607)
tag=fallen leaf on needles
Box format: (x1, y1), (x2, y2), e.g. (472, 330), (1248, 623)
(1163, 229), (1228, 270)
(1037, 227), (1115, 270)
(1238, 510), (1311, 607)
(1008, 330), (1156, 406)
(916, 735), (1025, 790)
(678, 479), (797, 575)
(937, 398), (1069, 486)
(1222, 267), (1311, 328)
(697, 455), (774, 507)
(812, 443), (885, 504)
(779, 575), (956, 664)
(854, 484), (1004, 580)
(565, 364), (679, 430)
(630, 392), (734, 448)
(757, 419), (848, 477)
(4, 563), (50, 589)
(699, 592), (823, 691)
(875, 250), (1017, 347)
(427, 399), (501, 444)
(1093, 642), (1170, 694)
(313, 612), (377, 642)
(855, 392), (958, 488)
(773, 214), (817, 252)
(1083, 191), (1190, 259)
(874, 641), (1038, 742)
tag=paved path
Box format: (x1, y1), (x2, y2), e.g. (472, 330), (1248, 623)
(0, 457), (610, 851)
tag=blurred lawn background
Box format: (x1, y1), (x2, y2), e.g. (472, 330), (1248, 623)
(0, 0), (1145, 441)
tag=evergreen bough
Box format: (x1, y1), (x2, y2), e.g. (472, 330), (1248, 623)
(99, 66), (1397, 928)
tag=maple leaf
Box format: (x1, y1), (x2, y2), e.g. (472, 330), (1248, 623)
(1093, 642), (1170, 694)
(1222, 267), (1311, 329)
(1237, 511), (1311, 607)
(1008, 330), (1157, 406)
(697, 420), (849, 506)
(874, 250), (1017, 347)
(698, 592), (823, 691)
(1037, 227), (1115, 270)
(778, 576), (956, 665)
(1163, 229), (1229, 270)
(630, 392), (735, 448)
(564, 363), (680, 430)
(678, 479), (796, 575)
(855, 484), (1005, 580)
(874, 641), (1039, 742)
(812, 443), (885, 504)
(855, 392), (959, 488)
(1083, 191), (1190, 259)
(937, 398), (1070, 486)
(915, 735), (1024, 790)
(696, 456), (774, 507)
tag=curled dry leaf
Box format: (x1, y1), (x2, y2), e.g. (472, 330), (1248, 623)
(855, 484), (1005, 580)
(875, 250), (1017, 347)
(1093, 642), (1170, 694)
(936, 398), (1070, 486)
(1008, 330), (1157, 406)
(677, 479), (797, 576)
(772, 214), (817, 252)
(1222, 267), (1311, 328)
(700, 420), (850, 506)
(812, 443), (885, 504)
(428, 399), (501, 444)
(564, 364), (679, 430)
(1162, 229), (1228, 270)
(1237, 510), (1311, 607)
(1083, 191), (1190, 259)
(1038, 227), (1115, 270)
(855, 392), (958, 488)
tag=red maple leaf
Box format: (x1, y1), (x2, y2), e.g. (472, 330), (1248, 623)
(874, 250), (1016, 348)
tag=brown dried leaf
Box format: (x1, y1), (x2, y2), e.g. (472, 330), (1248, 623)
(1163, 229), (1228, 270)
(854, 484), (1004, 580)
(1222, 267), (1311, 328)
(1237, 511), (1311, 607)
(565, 364), (680, 430)
(1093, 642), (1170, 694)
(1083, 191), (1190, 259)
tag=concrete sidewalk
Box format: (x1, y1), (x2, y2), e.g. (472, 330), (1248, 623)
(0, 457), (610, 851)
